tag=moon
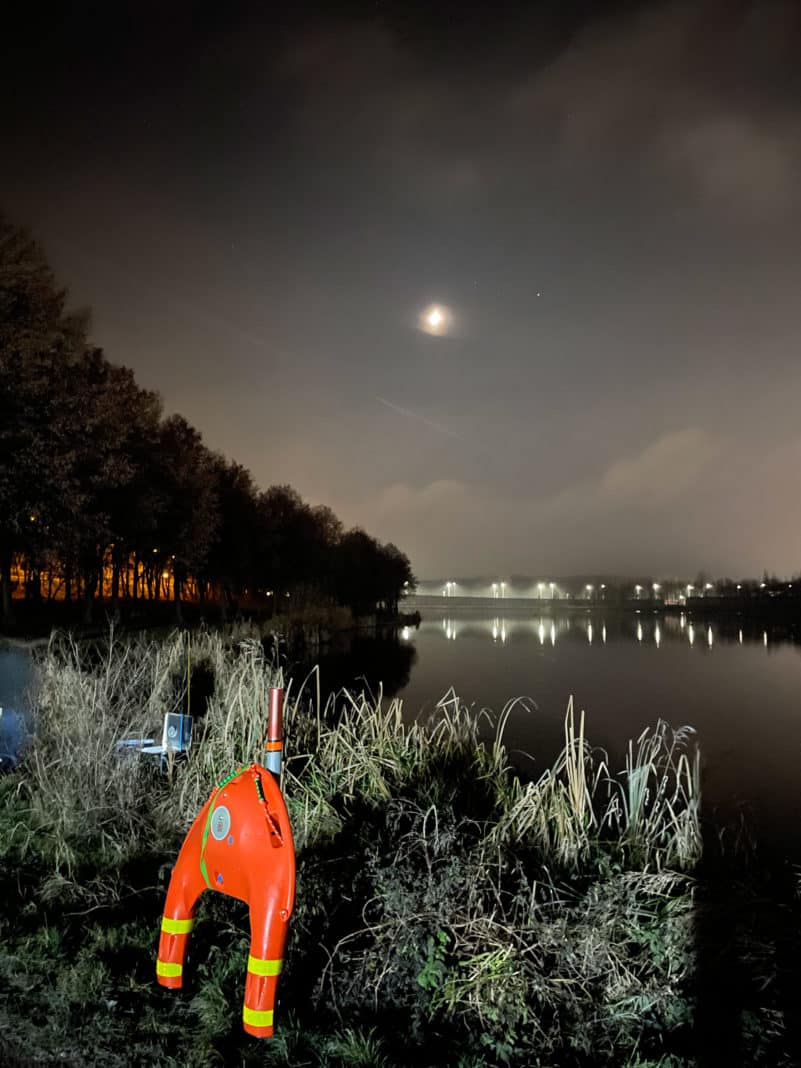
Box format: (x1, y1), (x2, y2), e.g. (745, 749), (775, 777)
(419, 303), (452, 336)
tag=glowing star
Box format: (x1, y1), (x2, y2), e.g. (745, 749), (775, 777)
(419, 303), (452, 336)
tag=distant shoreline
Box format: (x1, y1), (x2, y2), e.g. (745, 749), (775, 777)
(0, 604), (420, 646)
(406, 594), (801, 622)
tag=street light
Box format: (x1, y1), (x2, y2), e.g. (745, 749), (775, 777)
(549, 582), (555, 599)
(537, 582), (543, 600)
(500, 580), (506, 599)
(635, 584), (642, 599)
(492, 582), (498, 598)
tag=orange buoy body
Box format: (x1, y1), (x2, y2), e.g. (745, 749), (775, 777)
(156, 762), (295, 1037)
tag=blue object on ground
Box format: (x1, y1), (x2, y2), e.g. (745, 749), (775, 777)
(0, 707), (24, 770)
(0, 647), (34, 769)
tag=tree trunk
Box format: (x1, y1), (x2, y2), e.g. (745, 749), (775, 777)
(111, 553), (120, 604)
(173, 569), (183, 623)
(83, 581), (95, 624)
(0, 549), (14, 624)
(110, 557), (121, 622)
(25, 564), (40, 602)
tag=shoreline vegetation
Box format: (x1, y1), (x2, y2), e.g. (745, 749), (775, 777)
(2, 628), (800, 1064)
(0, 599), (422, 650)
(0, 627), (755, 1066)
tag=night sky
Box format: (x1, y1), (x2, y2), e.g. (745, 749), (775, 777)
(3, 2), (801, 579)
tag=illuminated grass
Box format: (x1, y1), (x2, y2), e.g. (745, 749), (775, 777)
(2, 628), (705, 1065)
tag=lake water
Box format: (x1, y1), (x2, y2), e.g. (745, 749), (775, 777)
(0, 646), (35, 768)
(347, 599), (801, 853)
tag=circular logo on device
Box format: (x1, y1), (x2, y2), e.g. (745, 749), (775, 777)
(210, 805), (231, 841)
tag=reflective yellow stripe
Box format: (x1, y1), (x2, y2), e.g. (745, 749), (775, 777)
(157, 960), (183, 978)
(247, 955), (283, 977)
(161, 916), (194, 935)
(243, 1006), (274, 1027)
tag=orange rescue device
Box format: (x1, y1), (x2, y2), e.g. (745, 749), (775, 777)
(156, 691), (295, 1038)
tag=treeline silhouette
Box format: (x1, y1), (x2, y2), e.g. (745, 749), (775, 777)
(0, 216), (415, 624)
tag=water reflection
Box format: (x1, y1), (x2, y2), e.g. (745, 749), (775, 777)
(311, 634), (417, 700)
(405, 611), (801, 653)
